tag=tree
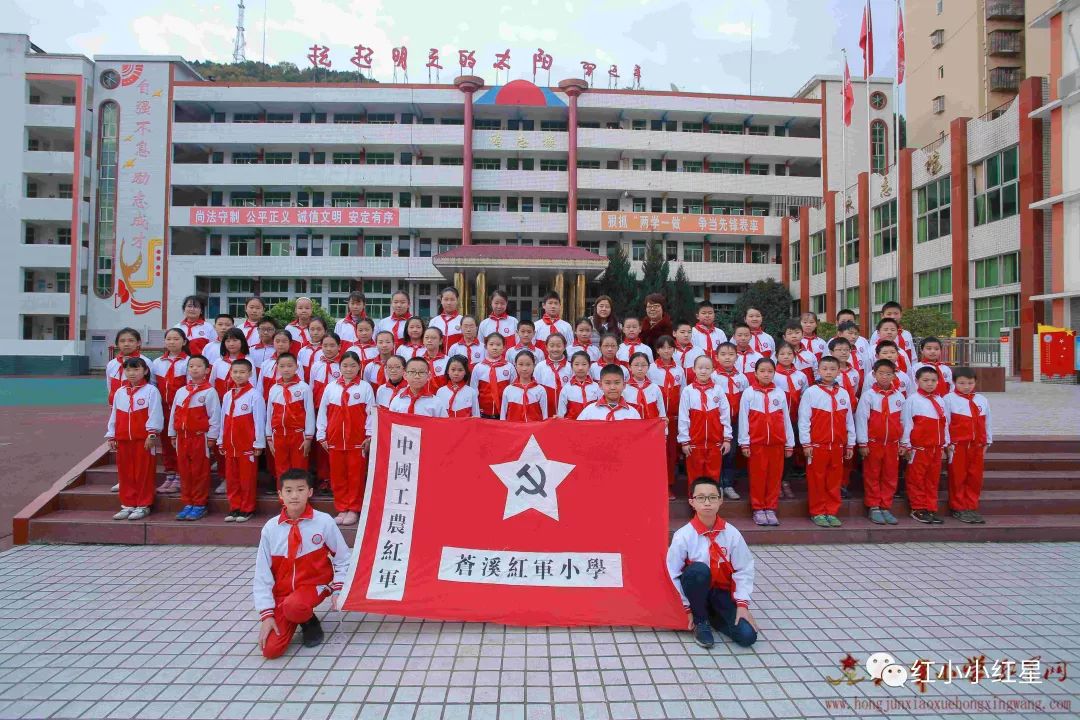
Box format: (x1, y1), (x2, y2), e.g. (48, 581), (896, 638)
(190, 60), (375, 84)
(668, 265), (697, 325)
(900, 306), (957, 339)
(267, 299), (336, 329)
(730, 279), (794, 338)
(816, 321), (838, 341)
(597, 244), (637, 318)
(635, 239), (670, 311)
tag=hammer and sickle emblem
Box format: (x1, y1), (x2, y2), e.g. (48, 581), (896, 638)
(514, 463), (547, 497)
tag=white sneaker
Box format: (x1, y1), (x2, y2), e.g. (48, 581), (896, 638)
(723, 487), (741, 501)
(110, 483), (120, 492)
(215, 481), (227, 495)
(127, 507), (149, 521)
(113, 507), (133, 520)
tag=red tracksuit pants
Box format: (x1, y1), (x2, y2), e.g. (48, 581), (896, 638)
(665, 417), (679, 489)
(862, 441), (900, 509)
(175, 431), (212, 506)
(161, 403), (178, 473)
(330, 449), (367, 512)
(806, 444), (844, 517)
(685, 444), (723, 493)
(272, 432), (309, 479)
(906, 445), (944, 512)
(261, 585), (330, 659)
(224, 452), (259, 513)
(948, 442), (985, 511)
(749, 445), (785, 511)
(312, 444), (331, 482)
(116, 440), (156, 509)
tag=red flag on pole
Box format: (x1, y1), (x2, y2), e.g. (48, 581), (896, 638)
(897, 3), (906, 84)
(859, 1), (875, 78)
(341, 409), (687, 628)
(843, 58), (855, 127)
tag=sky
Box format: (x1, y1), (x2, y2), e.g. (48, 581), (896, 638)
(10, 0), (902, 99)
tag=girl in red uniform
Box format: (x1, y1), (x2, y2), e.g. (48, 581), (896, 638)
(265, 353), (315, 482)
(448, 316), (484, 368)
(106, 328), (156, 406)
(590, 334), (628, 381)
(152, 328), (191, 493)
(395, 317), (427, 360)
(316, 351), (376, 526)
(429, 287), (463, 352)
(106, 358), (164, 521)
(624, 352), (666, 420)
(773, 342), (808, 501)
(350, 318), (379, 370)
(436, 356), (480, 417)
(297, 318), (329, 380)
(500, 350), (547, 422)
(286, 297), (315, 355)
(238, 296), (266, 345)
(677, 355), (733, 494)
(174, 295), (217, 356)
(167, 355), (220, 521)
(649, 335), (685, 497)
(260, 330), (298, 399)
(471, 333), (515, 418)
(558, 352), (601, 419)
(211, 328), (252, 399)
(570, 318), (601, 362)
(535, 333), (572, 417)
(375, 356), (407, 407)
(219, 359), (266, 522)
(739, 358), (795, 526)
(419, 327), (449, 391)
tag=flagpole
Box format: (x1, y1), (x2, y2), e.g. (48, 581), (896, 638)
(866, 0), (874, 316)
(894, 0), (901, 281)
(842, 50), (849, 307)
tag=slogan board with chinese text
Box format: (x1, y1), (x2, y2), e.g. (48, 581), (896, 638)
(600, 211), (766, 235)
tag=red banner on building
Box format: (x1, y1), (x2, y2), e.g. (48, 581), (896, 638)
(341, 409), (685, 628)
(186, 206), (400, 227)
(600, 211), (766, 235)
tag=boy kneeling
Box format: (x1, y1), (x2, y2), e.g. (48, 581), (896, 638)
(667, 477), (758, 649)
(254, 469), (351, 659)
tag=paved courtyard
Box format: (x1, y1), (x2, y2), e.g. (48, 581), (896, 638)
(0, 542), (1076, 720)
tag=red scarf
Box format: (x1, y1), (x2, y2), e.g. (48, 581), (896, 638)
(289, 322), (311, 345)
(510, 380), (540, 417)
(336, 376), (362, 438)
(221, 353), (247, 392)
(694, 324), (718, 357)
(158, 352), (188, 404)
(388, 313), (412, 340)
(689, 515), (733, 589)
(398, 386), (435, 414)
(278, 504), (313, 561)
(480, 359), (508, 414)
(593, 398), (633, 421)
(543, 357), (568, 396)
(749, 329), (769, 354)
(180, 318), (205, 336)
(444, 382), (467, 413)
(568, 376), (594, 404)
(540, 314), (561, 333)
(955, 390), (985, 443)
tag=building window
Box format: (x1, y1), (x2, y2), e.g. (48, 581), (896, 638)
(708, 162), (743, 175)
(747, 125), (769, 136)
(683, 242), (703, 262)
(473, 196), (500, 211)
(841, 287), (859, 311)
(539, 198), (567, 213)
(366, 193), (393, 208)
(916, 176), (951, 242)
(331, 192), (361, 208)
(750, 245), (771, 264)
(681, 122), (703, 133)
(576, 198), (601, 211)
(576, 159), (601, 169)
(473, 157), (501, 170)
(365, 235), (392, 257)
(811, 294), (826, 315)
(507, 158), (534, 171)
(540, 159), (568, 172)
(936, 0), (943, 14)
(630, 240), (647, 261)
(330, 236), (357, 256)
(367, 113), (395, 124)
(264, 152), (292, 164)
(974, 294), (1020, 338)
(930, 29), (944, 48)
(932, 95), (945, 114)
(873, 279), (898, 307)
(918, 267), (952, 298)
(710, 244), (743, 263)
(473, 118), (501, 130)
(365, 153), (393, 165)
(333, 153), (361, 165)
(938, 65), (944, 79)
(439, 196), (463, 209)
(790, 241), (800, 281)
(973, 147), (1019, 226)
(838, 216), (859, 266)
(229, 237), (254, 256)
(873, 200), (898, 255)
(93, 101), (119, 299)
(974, 252), (1019, 289)
(232, 152), (259, 164)
(682, 161), (703, 173)
(540, 120), (567, 132)
(261, 236), (290, 256)
(230, 192), (258, 207)
(439, 157), (464, 166)
(263, 192), (292, 207)
(810, 231), (826, 275)
(747, 163), (770, 176)
(870, 120), (888, 173)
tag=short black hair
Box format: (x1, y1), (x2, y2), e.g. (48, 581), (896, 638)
(279, 468), (314, 489)
(920, 336), (942, 351)
(732, 322), (750, 333)
(570, 350), (592, 365)
(697, 302), (714, 311)
(818, 355), (840, 369)
(514, 349), (536, 365)
(872, 359), (897, 373)
(628, 351), (650, 366)
(115, 327), (141, 345)
(837, 320), (859, 333)
(357, 317), (376, 329)
(121, 357), (151, 376)
(220, 327), (250, 357)
(188, 354), (210, 369)
(404, 356), (430, 371)
(215, 313), (234, 322)
(689, 477), (720, 496)
(257, 317), (278, 329)
(876, 317), (900, 330)
(837, 308), (857, 320)
(655, 334), (676, 349)
(518, 319), (535, 331)
(230, 358), (253, 371)
(828, 337), (851, 350)
(599, 363), (625, 380)
(881, 301), (903, 312)
(348, 291), (367, 303)
(875, 339), (898, 354)
(783, 319), (803, 333)
(953, 366), (977, 381)
(276, 352), (297, 364)
(915, 366), (940, 380)
(716, 341), (736, 352)
(754, 357), (776, 371)
(445, 355), (471, 383)
(341, 351), (363, 366)
(542, 291), (562, 303)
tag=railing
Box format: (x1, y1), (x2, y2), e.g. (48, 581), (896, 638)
(915, 337), (1004, 367)
(985, 1), (1024, 20)
(987, 30), (1022, 55)
(988, 67), (1022, 93)
(920, 134), (948, 154)
(977, 96), (1015, 122)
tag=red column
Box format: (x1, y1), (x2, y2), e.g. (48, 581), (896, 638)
(856, 173), (871, 336)
(949, 117), (971, 336)
(560, 78), (589, 248)
(897, 148), (915, 309)
(743, 238), (751, 263)
(781, 216), (791, 285)
(455, 75), (484, 246)
(799, 206), (810, 313)
(824, 191), (838, 321)
(1018, 77), (1046, 381)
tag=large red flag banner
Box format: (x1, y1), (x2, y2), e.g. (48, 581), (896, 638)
(341, 409), (687, 629)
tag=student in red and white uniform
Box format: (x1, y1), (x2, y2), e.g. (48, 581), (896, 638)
(781, 321), (818, 387)
(506, 320), (545, 365)
(389, 358), (450, 417)
(296, 318), (328, 381)
(559, 352), (603, 419)
(650, 336), (686, 494)
(744, 307), (775, 358)
(624, 352), (666, 421)
(286, 297), (316, 355)
(471, 334), (516, 418)
(478, 289), (518, 345)
(797, 357), (855, 528)
(534, 333), (572, 417)
(254, 469), (351, 659)
(873, 318), (914, 380)
(201, 315), (234, 366)
(590, 333), (629, 381)
(944, 367), (992, 524)
(394, 317), (426, 361)
(168, 355), (220, 521)
(175, 295), (218, 356)
(570, 318), (601, 363)
(376, 290), (413, 347)
(436, 357), (481, 418)
(363, 331), (398, 388)
(673, 322), (705, 376)
(616, 317), (654, 367)
(261, 331), (301, 399)
(211, 328), (255, 399)
(836, 311), (873, 368)
(237, 296), (266, 345)
(870, 301), (916, 364)
(535, 291), (574, 348)
(429, 286), (464, 352)
(448, 316), (485, 368)
(712, 343), (750, 500)
(691, 303), (727, 360)
(863, 341), (912, 396)
(106, 328), (156, 406)
(152, 328), (191, 493)
(826, 337), (862, 409)
(308, 333), (343, 409)
(418, 327), (450, 392)
(739, 358), (794, 526)
(772, 342), (808, 501)
(248, 318), (279, 370)
(677, 355), (733, 493)
(730, 323), (764, 378)
(915, 337), (954, 397)
(799, 312), (828, 359)
(902, 367), (952, 524)
(105, 358), (164, 522)
(374, 356), (407, 407)
(578, 365), (642, 421)
(265, 353), (315, 481)
(316, 351), (376, 526)
(855, 359), (905, 526)
(500, 350), (547, 422)
(334, 292), (369, 350)
(218, 358), (266, 522)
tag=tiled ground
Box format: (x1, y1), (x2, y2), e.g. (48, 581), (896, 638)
(983, 382), (1080, 436)
(0, 543), (1076, 720)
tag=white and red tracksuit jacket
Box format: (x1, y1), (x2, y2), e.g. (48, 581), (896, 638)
(253, 506), (351, 620)
(478, 313), (519, 344)
(738, 384), (794, 450)
(105, 353), (156, 405)
(297, 344), (320, 380)
(308, 358), (342, 408)
(648, 361), (685, 420)
(833, 365), (862, 409)
(388, 388), (450, 417)
(623, 378), (666, 420)
(616, 340), (654, 367)
(674, 343), (705, 375)
(500, 381), (548, 422)
(733, 348), (764, 377)
(862, 371), (911, 398)
(871, 327), (916, 364)
(677, 381), (733, 448)
(900, 390), (951, 450)
(712, 368), (750, 421)
(174, 319), (217, 356)
(535, 357), (573, 416)
(419, 353), (450, 392)
(220, 384), (266, 456)
(285, 322), (314, 355)
(535, 315), (573, 347)
(260, 356), (307, 400)
(429, 312), (463, 352)
(265, 379), (316, 442)
(350, 342), (379, 371)
(471, 359), (516, 416)
(169, 381), (221, 441)
(106, 383), (164, 441)
(395, 342), (426, 361)
(447, 339), (485, 368)
(855, 385), (905, 447)
(152, 354), (190, 408)
(794, 347), (819, 386)
(691, 324), (727, 359)
(316, 378), (376, 449)
(248, 343), (273, 371)
(749, 329), (775, 358)
(577, 398), (642, 421)
(375, 380), (407, 408)
(376, 314), (413, 346)
(667, 516), (754, 609)
(915, 361), (954, 397)
(506, 342), (545, 365)
(334, 313), (368, 350)
(797, 382), (855, 449)
(773, 365), (808, 414)
(362, 357), (394, 388)
(237, 319), (261, 345)
(569, 341), (601, 363)
(558, 377), (603, 419)
(944, 391), (992, 446)
(211, 354), (257, 399)
(436, 382), (481, 418)
(801, 334), (828, 360)
(589, 360), (629, 382)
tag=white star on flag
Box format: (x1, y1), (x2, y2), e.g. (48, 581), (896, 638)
(490, 436), (576, 521)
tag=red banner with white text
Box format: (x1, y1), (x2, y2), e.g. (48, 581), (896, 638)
(341, 409), (686, 628)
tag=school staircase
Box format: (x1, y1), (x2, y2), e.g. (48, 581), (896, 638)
(13, 436), (1080, 547)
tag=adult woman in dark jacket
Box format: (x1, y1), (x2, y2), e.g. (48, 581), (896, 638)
(639, 292), (673, 350)
(589, 295), (622, 344)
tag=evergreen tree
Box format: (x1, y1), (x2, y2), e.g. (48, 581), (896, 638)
(635, 239), (671, 311)
(598, 244), (638, 318)
(731, 279), (795, 338)
(669, 265), (697, 325)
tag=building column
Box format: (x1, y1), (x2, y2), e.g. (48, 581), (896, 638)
(560, 79), (589, 248)
(1018, 77), (1047, 380)
(743, 238), (751, 263)
(454, 272), (468, 316)
(798, 206), (810, 313)
(824, 191), (838, 321)
(856, 172), (871, 336)
(897, 148), (915, 309)
(554, 272), (565, 305)
(949, 117), (971, 336)
(455, 75), (485, 246)
(781, 217), (791, 285)
(475, 271), (487, 318)
(575, 273), (586, 322)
